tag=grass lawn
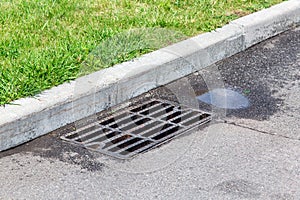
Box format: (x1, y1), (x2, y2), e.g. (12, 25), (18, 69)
(0, 0), (284, 105)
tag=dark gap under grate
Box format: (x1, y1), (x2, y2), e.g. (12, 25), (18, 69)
(61, 99), (211, 159)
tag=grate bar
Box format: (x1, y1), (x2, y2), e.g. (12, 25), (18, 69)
(150, 126), (182, 141)
(106, 137), (143, 152)
(169, 111), (200, 125)
(138, 103), (170, 114)
(104, 114), (138, 127)
(138, 104), (175, 116)
(149, 107), (180, 120)
(179, 113), (210, 126)
(64, 121), (101, 140)
(71, 125), (107, 142)
(100, 114), (145, 131)
(182, 114), (212, 127)
(142, 124), (177, 139)
(120, 140), (155, 157)
(114, 139), (154, 154)
(84, 130), (128, 144)
(99, 111), (129, 126)
(130, 121), (166, 136)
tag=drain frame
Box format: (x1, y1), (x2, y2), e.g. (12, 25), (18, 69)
(61, 99), (211, 159)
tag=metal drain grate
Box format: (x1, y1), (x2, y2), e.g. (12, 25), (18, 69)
(61, 99), (211, 159)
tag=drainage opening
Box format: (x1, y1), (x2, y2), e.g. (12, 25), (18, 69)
(61, 99), (211, 159)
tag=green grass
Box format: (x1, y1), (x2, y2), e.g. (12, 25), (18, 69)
(0, 0), (285, 105)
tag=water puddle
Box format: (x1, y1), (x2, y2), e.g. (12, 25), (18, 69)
(196, 88), (250, 109)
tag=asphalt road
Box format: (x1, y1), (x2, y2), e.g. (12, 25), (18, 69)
(0, 27), (299, 200)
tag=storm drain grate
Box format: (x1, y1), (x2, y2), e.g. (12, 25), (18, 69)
(61, 99), (211, 159)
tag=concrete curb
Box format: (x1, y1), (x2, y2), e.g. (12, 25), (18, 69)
(1, 0), (299, 151)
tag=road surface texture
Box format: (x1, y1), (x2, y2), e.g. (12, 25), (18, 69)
(0, 26), (299, 200)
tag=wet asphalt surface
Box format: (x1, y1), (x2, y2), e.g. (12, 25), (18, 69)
(0, 27), (299, 199)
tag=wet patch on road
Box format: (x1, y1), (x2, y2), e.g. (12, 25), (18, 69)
(217, 27), (300, 120)
(0, 125), (104, 172)
(196, 88), (250, 109)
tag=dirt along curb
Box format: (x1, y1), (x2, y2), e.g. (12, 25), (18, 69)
(1, 0), (299, 151)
